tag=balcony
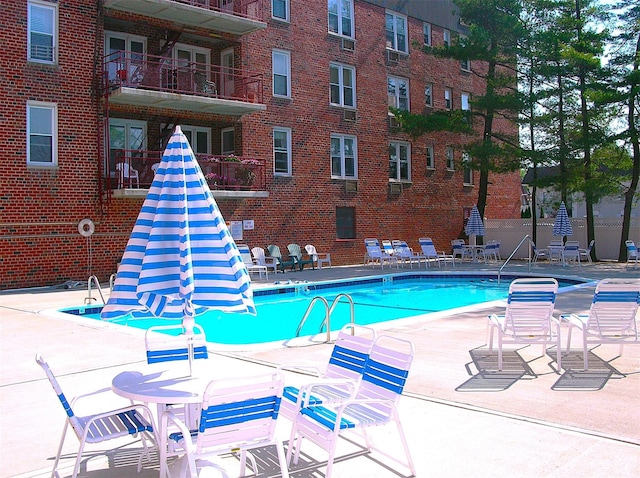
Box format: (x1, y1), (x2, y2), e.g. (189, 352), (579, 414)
(106, 150), (268, 199)
(104, 52), (265, 116)
(104, 0), (266, 35)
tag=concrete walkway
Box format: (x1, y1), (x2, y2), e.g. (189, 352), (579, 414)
(1, 260), (639, 477)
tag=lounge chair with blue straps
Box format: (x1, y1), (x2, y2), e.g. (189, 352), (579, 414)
(563, 278), (640, 370)
(488, 278), (561, 371)
(286, 335), (415, 478)
(35, 354), (156, 478)
(280, 324), (376, 420)
(419, 237), (455, 267)
(162, 372), (289, 478)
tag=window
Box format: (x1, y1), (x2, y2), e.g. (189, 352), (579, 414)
(105, 32), (145, 83)
(28, 1), (57, 63)
(426, 145), (434, 170)
(445, 147), (455, 170)
(336, 207), (356, 239)
(109, 118), (146, 178)
(272, 50), (291, 98)
(27, 102), (57, 166)
(330, 63), (355, 108)
(273, 127), (291, 175)
(221, 128), (235, 156)
(385, 11), (408, 53)
(425, 83), (433, 107)
(389, 142), (411, 181)
(444, 88), (452, 110)
(331, 135), (357, 179)
(463, 152), (473, 185)
(461, 92), (471, 111)
(388, 76), (409, 112)
(443, 29), (451, 47)
(328, 0), (354, 37)
(423, 23), (432, 46)
(461, 58), (470, 71)
(272, 0), (289, 21)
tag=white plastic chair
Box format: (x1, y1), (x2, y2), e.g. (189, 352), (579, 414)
(305, 244), (332, 269)
(251, 246), (279, 274)
(488, 278), (561, 371)
(237, 244), (268, 279)
(451, 239), (466, 262)
(563, 240), (581, 266)
(531, 242), (549, 263)
(116, 161), (140, 188)
(35, 354), (156, 478)
(578, 240), (595, 264)
(280, 324), (376, 420)
(162, 372), (289, 478)
(563, 278), (640, 370)
(287, 335), (416, 478)
(419, 237), (455, 268)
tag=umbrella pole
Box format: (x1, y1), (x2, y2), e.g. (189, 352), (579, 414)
(184, 315), (195, 377)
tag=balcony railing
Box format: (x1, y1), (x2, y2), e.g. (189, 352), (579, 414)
(172, 0), (264, 20)
(104, 51), (263, 105)
(106, 150), (266, 193)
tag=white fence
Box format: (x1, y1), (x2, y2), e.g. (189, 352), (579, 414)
(485, 218), (640, 261)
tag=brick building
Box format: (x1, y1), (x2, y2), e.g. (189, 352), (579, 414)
(0, 0), (522, 290)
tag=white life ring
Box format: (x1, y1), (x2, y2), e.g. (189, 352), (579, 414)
(78, 218), (95, 237)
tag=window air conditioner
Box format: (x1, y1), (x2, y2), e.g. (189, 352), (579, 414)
(387, 50), (400, 63)
(389, 116), (399, 128)
(343, 109), (356, 121)
(345, 180), (358, 192)
(389, 182), (402, 194)
(341, 38), (355, 52)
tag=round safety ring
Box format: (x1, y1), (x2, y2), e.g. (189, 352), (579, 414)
(78, 218), (95, 237)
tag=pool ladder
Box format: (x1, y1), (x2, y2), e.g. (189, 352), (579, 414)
(295, 293), (355, 343)
(84, 274), (116, 304)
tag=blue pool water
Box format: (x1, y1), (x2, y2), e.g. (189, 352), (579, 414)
(60, 274), (582, 345)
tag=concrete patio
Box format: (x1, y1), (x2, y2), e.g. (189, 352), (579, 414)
(1, 259), (638, 477)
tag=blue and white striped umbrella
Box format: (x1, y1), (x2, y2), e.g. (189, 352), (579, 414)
(465, 205), (485, 237)
(552, 202), (573, 237)
(101, 126), (255, 335)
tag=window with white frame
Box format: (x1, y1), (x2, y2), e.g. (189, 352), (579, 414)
(28, 1), (57, 63)
(445, 146), (455, 170)
(331, 134), (357, 179)
(273, 127), (291, 175)
(463, 152), (473, 185)
(272, 0), (289, 21)
(27, 101), (57, 166)
(272, 50), (291, 98)
(385, 11), (408, 53)
(180, 126), (211, 155)
(328, 0), (354, 37)
(221, 128), (235, 156)
(461, 57), (470, 71)
(461, 92), (471, 111)
(330, 63), (355, 108)
(425, 83), (433, 107)
(444, 88), (452, 110)
(426, 145), (434, 170)
(105, 32), (146, 83)
(423, 23), (432, 46)
(388, 76), (409, 112)
(443, 29), (451, 47)
(389, 142), (411, 181)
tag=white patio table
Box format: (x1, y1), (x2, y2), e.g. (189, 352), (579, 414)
(112, 362), (215, 477)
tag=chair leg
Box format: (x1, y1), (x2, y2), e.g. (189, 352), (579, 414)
(51, 420), (70, 478)
(582, 331), (589, 371)
(275, 441), (290, 478)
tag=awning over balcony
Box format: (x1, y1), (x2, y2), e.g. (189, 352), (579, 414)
(104, 0), (267, 35)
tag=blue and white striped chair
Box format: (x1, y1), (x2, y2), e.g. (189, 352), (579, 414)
(488, 278), (561, 371)
(286, 335), (416, 478)
(162, 372), (289, 478)
(145, 324), (208, 365)
(36, 354), (156, 478)
(564, 278), (640, 370)
(625, 240), (639, 269)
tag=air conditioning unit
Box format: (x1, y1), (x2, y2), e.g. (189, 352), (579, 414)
(343, 109), (356, 121)
(341, 37), (356, 52)
(389, 116), (399, 128)
(389, 182), (402, 194)
(387, 50), (399, 64)
(345, 180), (358, 193)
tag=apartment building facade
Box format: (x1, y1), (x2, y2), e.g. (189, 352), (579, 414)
(0, 0), (522, 289)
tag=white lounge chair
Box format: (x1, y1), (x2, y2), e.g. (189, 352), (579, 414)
(392, 239), (426, 268)
(287, 335), (416, 478)
(488, 278), (561, 371)
(280, 324), (376, 420)
(419, 237), (455, 267)
(562, 240), (581, 266)
(251, 246), (279, 275)
(563, 278), (640, 370)
(162, 372), (289, 478)
(365, 240), (398, 269)
(531, 242), (549, 263)
(238, 243), (268, 279)
(35, 355), (156, 478)
(625, 240), (639, 269)
(305, 244), (332, 269)
(578, 239), (595, 264)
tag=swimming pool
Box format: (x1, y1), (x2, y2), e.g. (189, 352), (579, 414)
(54, 272), (585, 346)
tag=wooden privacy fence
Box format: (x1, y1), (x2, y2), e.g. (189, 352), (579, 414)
(485, 218), (640, 261)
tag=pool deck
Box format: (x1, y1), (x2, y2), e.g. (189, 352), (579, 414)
(1, 259), (639, 477)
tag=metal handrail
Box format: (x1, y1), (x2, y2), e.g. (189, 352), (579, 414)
(497, 235), (533, 284)
(85, 275), (106, 304)
(320, 293), (355, 334)
(295, 297), (330, 342)
(109, 273), (116, 294)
